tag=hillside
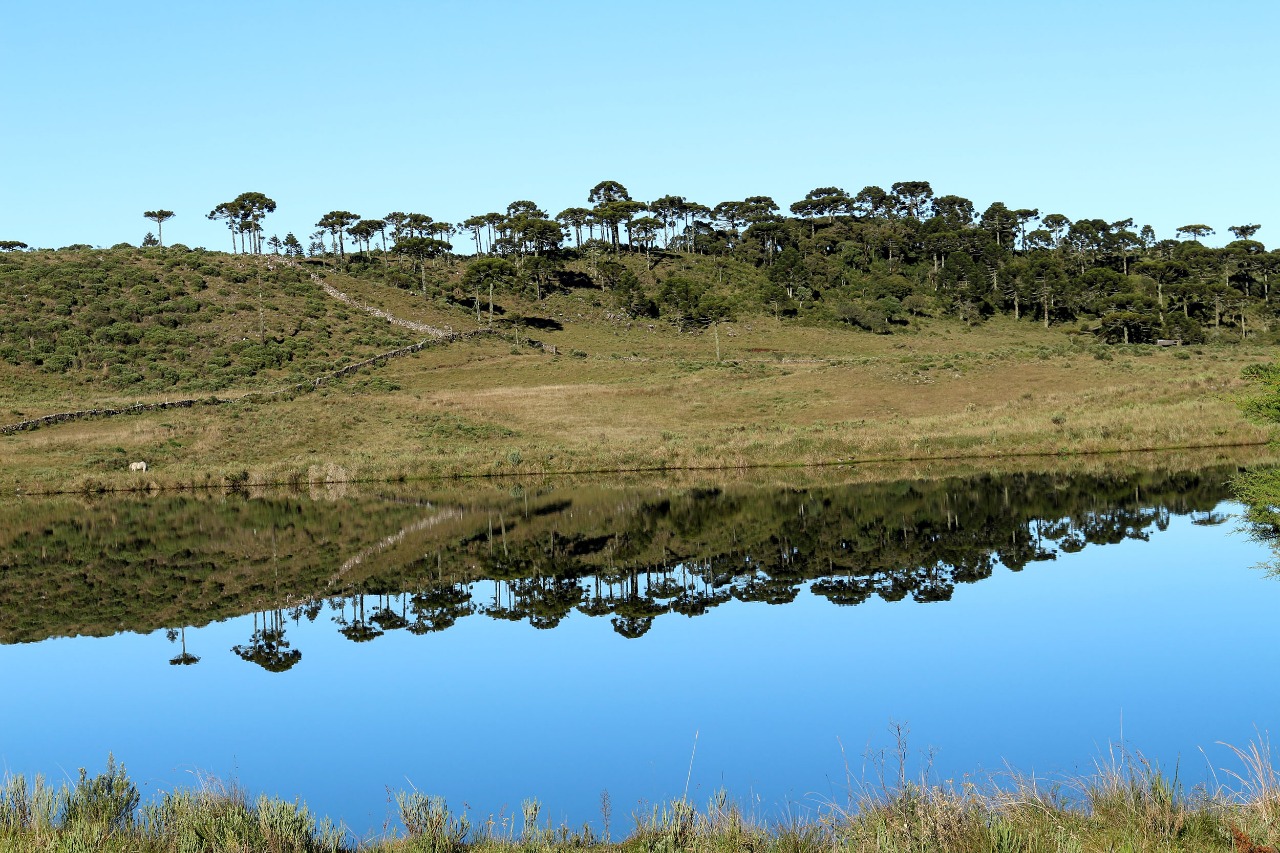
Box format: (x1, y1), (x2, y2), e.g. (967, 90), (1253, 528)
(0, 246), (1274, 492)
(0, 247), (418, 406)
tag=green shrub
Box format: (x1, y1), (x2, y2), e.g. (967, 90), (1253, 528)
(59, 755), (138, 832)
(396, 791), (470, 853)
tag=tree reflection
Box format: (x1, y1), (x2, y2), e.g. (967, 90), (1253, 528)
(3, 465), (1244, 663)
(605, 569), (670, 638)
(408, 585), (475, 634)
(370, 594), (409, 632)
(292, 469), (1231, 651)
(231, 609), (300, 672)
(166, 626), (199, 666)
(336, 595), (383, 643)
(511, 577), (584, 630)
(810, 577), (875, 607)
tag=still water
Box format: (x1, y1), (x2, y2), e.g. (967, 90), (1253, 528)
(1, 460), (1278, 839)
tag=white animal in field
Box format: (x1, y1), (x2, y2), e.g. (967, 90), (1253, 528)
(129, 461), (148, 472)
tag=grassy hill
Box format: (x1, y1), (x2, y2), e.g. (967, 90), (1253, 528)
(0, 247), (1273, 492)
(0, 247), (417, 405)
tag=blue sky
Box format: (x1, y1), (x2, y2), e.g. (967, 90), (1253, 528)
(1, 0), (1275, 251)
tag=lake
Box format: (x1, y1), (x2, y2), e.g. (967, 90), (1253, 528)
(2, 453), (1279, 842)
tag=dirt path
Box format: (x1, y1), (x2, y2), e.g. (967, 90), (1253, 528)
(302, 267), (454, 338)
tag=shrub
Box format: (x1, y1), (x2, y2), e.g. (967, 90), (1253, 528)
(397, 791), (470, 853)
(60, 755), (138, 832)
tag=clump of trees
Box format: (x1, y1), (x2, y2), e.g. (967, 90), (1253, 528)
(207, 192), (276, 254)
(390, 178), (1277, 342)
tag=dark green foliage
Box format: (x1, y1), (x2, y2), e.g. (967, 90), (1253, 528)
(834, 299), (891, 333)
(598, 260), (655, 317)
(461, 258), (518, 293)
(657, 275), (730, 329)
(1167, 312), (1203, 343)
(14, 180), (1279, 348)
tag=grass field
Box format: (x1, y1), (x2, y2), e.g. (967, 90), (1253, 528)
(1, 251), (1274, 494)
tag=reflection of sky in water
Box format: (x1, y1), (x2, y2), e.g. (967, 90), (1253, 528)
(1, 501), (1277, 839)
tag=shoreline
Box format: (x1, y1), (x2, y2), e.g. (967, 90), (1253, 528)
(4, 438), (1274, 497)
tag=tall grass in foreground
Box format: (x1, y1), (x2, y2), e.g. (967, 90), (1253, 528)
(2, 741), (1278, 852)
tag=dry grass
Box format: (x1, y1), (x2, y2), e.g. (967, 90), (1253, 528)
(1, 287), (1272, 493)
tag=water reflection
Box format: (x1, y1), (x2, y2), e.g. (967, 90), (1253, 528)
(0, 465), (1243, 665)
(6, 459), (1280, 837)
(233, 609), (302, 671)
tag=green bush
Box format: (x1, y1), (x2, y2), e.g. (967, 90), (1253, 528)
(60, 755), (138, 832)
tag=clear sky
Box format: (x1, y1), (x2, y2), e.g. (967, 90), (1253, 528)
(2, 0), (1275, 252)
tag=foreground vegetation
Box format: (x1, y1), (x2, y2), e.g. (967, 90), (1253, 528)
(0, 244), (1273, 493)
(3, 743), (1278, 852)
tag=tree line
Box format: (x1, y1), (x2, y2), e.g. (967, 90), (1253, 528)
(3, 178), (1274, 342)
(340, 178), (1273, 344)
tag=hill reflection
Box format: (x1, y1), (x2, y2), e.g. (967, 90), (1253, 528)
(0, 466), (1243, 666)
